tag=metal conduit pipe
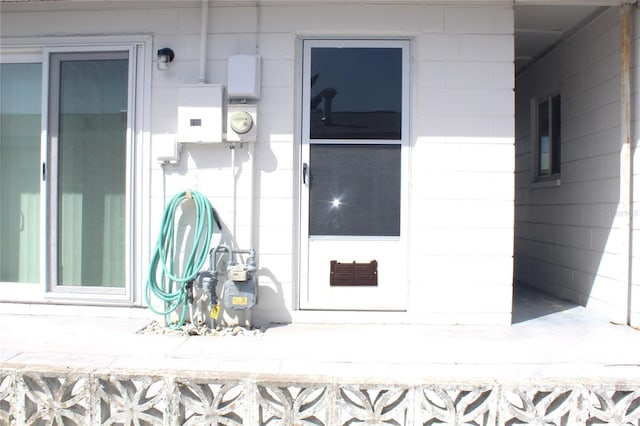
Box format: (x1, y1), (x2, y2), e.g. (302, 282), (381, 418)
(199, 0), (209, 83)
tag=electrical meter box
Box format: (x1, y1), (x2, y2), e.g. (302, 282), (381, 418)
(177, 84), (224, 143)
(227, 55), (261, 100)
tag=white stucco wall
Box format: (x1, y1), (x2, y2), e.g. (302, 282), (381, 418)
(0, 1), (515, 325)
(515, 7), (631, 323)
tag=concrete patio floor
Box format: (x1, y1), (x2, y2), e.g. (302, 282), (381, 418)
(0, 285), (639, 385)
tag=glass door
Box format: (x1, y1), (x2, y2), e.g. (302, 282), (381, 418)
(48, 51), (129, 291)
(300, 39), (410, 310)
(1, 40), (145, 304)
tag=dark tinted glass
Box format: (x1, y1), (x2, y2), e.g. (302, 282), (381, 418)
(309, 144), (401, 236)
(309, 47), (402, 140)
(551, 94), (561, 174)
(537, 99), (550, 176)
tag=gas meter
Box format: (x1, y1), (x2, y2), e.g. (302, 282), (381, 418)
(222, 249), (258, 310)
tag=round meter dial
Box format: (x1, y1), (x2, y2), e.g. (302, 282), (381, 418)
(229, 111), (254, 135)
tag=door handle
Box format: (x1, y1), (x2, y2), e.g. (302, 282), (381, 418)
(302, 162), (308, 186)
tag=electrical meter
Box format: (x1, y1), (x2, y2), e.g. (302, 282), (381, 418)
(229, 111), (254, 135)
(226, 104), (257, 143)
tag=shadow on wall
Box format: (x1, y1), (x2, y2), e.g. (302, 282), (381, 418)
(511, 284), (578, 324)
(253, 267), (293, 325)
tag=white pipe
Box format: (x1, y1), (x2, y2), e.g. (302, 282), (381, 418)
(199, 0), (208, 84)
(248, 141), (257, 256)
(231, 144), (237, 250)
(620, 4), (634, 326)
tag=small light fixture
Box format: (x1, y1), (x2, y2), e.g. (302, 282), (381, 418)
(157, 48), (175, 71)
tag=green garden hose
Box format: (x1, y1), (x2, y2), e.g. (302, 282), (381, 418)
(145, 190), (219, 328)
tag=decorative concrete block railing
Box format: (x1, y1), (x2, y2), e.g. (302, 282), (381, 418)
(1, 369), (639, 425)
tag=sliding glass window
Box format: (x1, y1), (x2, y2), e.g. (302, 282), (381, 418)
(0, 63), (42, 284)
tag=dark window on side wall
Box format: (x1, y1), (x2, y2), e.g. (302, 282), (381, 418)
(536, 94), (561, 178)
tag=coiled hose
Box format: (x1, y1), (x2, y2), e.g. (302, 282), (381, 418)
(145, 190), (219, 328)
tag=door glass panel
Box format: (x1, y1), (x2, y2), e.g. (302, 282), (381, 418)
(309, 144), (401, 236)
(309, 47), (402, 140)
(57, 56), (128, 287)
(0, 63), (42, 283)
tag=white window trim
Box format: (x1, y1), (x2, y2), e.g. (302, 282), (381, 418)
(0, 36), (152, 306)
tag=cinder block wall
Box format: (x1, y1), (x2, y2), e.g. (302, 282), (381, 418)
(407, 6), (515, 324)
(1, 1), (515, 325)
(515, 7), (628, 322)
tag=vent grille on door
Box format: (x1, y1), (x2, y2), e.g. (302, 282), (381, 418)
(330, 260), (378, 286)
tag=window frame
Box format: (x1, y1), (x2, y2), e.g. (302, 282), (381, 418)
(46, 48), (133, 298)
(0, 36), (151, 305)
(534, 93), (562, 181)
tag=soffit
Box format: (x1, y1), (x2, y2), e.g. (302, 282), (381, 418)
(514, 4), (609, 74)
